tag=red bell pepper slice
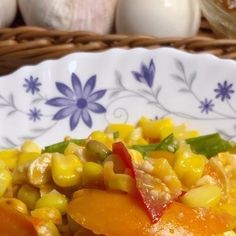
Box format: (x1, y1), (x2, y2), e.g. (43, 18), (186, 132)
(112, 142), (174, 223)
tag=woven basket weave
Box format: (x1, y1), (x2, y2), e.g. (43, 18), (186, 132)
(1, 18), (236, 76)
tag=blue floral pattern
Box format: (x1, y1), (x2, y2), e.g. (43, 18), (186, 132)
(28, 107), (42, 122)
(1, 49), (236, 148)
(23, 76), (42, 95)
(46, 73), (106, 130)
(132, 59), (155, 88)
(199, 98), (214, 114)
(214, 80), (234, 101)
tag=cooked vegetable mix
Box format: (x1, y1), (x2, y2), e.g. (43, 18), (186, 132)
(0, 117), (236, 235)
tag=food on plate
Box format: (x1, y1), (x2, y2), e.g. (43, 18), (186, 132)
(0, 0), (17, 28)
(1, 117), (236, 235)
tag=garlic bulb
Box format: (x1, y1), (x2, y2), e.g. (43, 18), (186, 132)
(19, 0), (118, 33)
(0, 0), (17, 28)
(116, 0), (201, 37)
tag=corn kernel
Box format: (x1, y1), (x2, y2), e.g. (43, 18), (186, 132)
(36, 220), (61, 236)
(35, 190), (68, 215)
(82, 162), (103, 186)
(28, 153), (52, 186)
(64, 142), (80, 155)
(105, 124), (134, 140)
(31, 207), (62, 225)
(21, 140), (41, 154)
(174, 144), (207, 187)
(141, 118), (173, 140)
(52, 153), (82, 187)
(17, 184), (40, 210)
(0, 149), (19, 170)
(0, 198), (28, 214)
(89, 130), (112, 148)
(174, 124), (199, 140)
(137, 116), (150, 127)
(149, 150), (176, 166)
(152, 158), (182, 195)
(0, 169), (12, 197)
(12, 152), (40, 184)
(181, 184), (222, 208)
(128, 149), (144, 166)
(104, 161), (136, 193)
(39, 183), (57, 197)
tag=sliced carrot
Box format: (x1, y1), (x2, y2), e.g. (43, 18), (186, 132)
(0, 203), (38, 236)
(67, 189), (230, 236)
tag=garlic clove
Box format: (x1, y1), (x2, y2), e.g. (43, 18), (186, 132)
(116, 0), (201, 38)
(19, 0), (118, 34)
(0, 0), (17, 28)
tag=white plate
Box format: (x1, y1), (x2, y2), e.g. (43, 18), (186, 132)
(1, 48), (236, 148)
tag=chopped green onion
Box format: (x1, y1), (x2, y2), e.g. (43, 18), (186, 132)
(132, 134), (178, 156)
(113, 131), (120, 140)
(43, 139), (85, 154)
(186, 133), (232, 158)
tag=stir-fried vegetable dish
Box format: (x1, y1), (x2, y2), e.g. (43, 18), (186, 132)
(1, 117), (236, 236)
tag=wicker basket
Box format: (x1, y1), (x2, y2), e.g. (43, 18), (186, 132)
(1, 18), (236, 76)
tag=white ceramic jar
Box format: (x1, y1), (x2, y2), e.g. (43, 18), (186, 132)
(116, 0), (201, 37)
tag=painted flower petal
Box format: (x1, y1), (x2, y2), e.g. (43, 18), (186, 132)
(88, 102), (106, 113)
(87, 90), (106, 102)
(56, 82), (74, 98)
(46, 97), (75, 107)
(83, 75), (96, 97)
(71, 73), (82, 96)
(131, 71), (143, 83)
(70, 109), (82, 130)
(81, 109), (92, 128)
(52, 106), (77, 120)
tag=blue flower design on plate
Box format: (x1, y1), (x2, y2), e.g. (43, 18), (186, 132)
(199, 98), (214, 114)
(131, 59), (155, 88)
(214, 80), (234, 101)
(28, 107), (42, 122)
(23, 76), (42, 95)
(46, 73), (106, 130)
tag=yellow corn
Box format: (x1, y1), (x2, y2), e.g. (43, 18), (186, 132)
(174, 124), (199, 140)
(149, 150), (176, 166)
(21, 140), (42, 154)
(104, 161), (136, 194)
(126, 127), (148, 146)
(174, 144), (207, 187)
(152, 158), (182, 195)
(17, 184), (40, 210)
(181, 184), (222, 208)
(140, 117), (173, 140)
(31, 207), (62, 225)
(220, 203), (236, 218)
(12, 152), (40, 184)
(39, 183), (58, 197)
(27, 153), (52, 186)
(89, 130), (112, 148)
(52, 153), (83, 187)
(21, 140), (41, 154)
(35, 190), (68, 214)
(82, 162), (103, 186)
(128, 149), (144, 166)
(105, 123), (134, 140)
(0, 169), (12, 197)
(36, 220), (61, 236)
(0, 149), (19, 170)
(64, 142), (80, 155)
(0, 198), (28, 214)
